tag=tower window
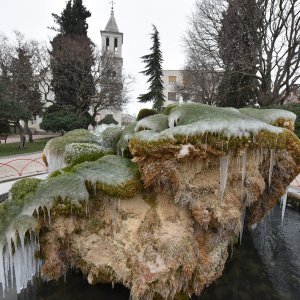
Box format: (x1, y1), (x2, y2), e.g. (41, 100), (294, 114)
(114, 38), (118, 51)
(106, 37), (110, 50)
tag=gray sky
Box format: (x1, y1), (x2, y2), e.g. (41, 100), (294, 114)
(0, 0), (194, 116)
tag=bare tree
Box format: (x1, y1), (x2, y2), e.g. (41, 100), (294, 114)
(0, 32), (47, 145)
(184, 0), (300, 106)
(90, 50), (132, 120)
(257, 0), (300, 105)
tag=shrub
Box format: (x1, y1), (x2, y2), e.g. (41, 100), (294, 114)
(98, 114), (118, 125)
(137, 108), (157, 121)
(0, 120), (10, 134)
(41, 105), (90, 133)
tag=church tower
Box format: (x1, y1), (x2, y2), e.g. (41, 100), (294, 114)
(97, 4), (123, 125)
(100, 5), (123, 75)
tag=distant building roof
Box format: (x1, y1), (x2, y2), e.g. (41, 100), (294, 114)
(104, 10), (119, 32)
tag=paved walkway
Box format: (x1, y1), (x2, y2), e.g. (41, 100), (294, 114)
(1, 134), (58, 144)
(0, 152), (48, 182)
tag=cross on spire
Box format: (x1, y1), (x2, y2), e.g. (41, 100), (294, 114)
(110, 0), (115, 14)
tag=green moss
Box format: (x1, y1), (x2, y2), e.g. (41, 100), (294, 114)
(137, 108), (158, 121)
(64, 143), (113, 166)
(239, 107), (296, 127)
(0, 178), (42, 239)
(135, 114), (169, 132)
(116, 122), (136, 158)
(267, 104), (300, 137)
(48, 165), (75, 178)
(101, 126), (122, 151)
(74, 155), (142, 198)
(10, 178), (42, 205)
(44, 129), (100, 157)
(163, 103), (178, 115)
(129, 103), (300, 159)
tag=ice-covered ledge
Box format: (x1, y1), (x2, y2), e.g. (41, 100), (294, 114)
(1, 103), (299, 299)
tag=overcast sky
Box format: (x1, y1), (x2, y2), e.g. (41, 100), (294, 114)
(0, 0), (194, 116)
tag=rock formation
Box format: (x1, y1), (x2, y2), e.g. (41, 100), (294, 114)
(0, 104), (299, 299)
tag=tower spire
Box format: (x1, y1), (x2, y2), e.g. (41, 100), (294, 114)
(110, 0), (115, 15)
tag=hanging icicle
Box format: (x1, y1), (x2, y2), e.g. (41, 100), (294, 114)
(219, 155), (230, 201)
(0, 230), (41, 296)
(280, 191), (288, 223)
(241, 151), (247, 187)
(268, 149), (275, 188)
(239, 208), (247, 244)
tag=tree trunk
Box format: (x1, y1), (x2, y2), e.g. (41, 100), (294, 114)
(24, 120), (33, 143)
(16, 122), (25, 148)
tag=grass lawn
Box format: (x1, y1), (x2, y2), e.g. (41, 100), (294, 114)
(0, 137), (53, 157)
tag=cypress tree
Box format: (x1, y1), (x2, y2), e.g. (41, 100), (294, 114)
(138, 25), (165, 112)
(50, 0), (94, 116)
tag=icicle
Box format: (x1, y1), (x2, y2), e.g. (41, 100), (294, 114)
(219, 155), (230, 201)
(0, 244), (5, 297)
(47, 207), (51, 227)
(85, 201), (88, 218)
(0, 229), (41, 296)
(268, 149), (275, 188)
(204, 132), (208, 153)
(239, 208), (246, 244)
(280, 191), (288, 223)
(241, 151), (247, 187)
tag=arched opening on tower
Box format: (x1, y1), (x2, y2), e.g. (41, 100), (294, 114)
(114, 38), (118, 52)
(106, 37), (110, 50)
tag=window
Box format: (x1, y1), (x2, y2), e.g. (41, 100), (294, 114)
(168, 92), (177, 101)
(106, 37), (110, 50)
(168, 76), (177, 84)
(114, 38), (118, 51)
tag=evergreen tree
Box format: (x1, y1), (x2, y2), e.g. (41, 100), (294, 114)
(138, 25), (165, 112)
(50, 0), (95, 118)
(217, 0), (261, 107)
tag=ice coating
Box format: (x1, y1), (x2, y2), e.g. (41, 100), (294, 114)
(0, 155), (141, 295)
(135, 114), (169, 133)
(239, 107), (296, 124)
(64, 143), (112, 166)
(131, 104), (287, 146)
(44, 129), (101, 173)
(219, 155), (230, 201)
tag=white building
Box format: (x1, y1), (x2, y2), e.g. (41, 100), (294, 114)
(162, 70), (185, 107)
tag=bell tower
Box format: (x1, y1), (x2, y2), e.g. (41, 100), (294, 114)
(100, 3), (123, 73)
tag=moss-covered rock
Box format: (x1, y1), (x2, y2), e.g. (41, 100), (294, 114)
(239, 107), (296, 131)
(163, 103), (178, 115)
(137, 108), (158, 121)
(135, 114), (169, 133)
(101, 126), (122, 151)
(45, 129), (100, 157)
(44, 129), (101, 173)
(129, 103), (300, 159)
(116, 122), (136, 157)
(64, 143), (113, 167)
(0, 178), (42, 240)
